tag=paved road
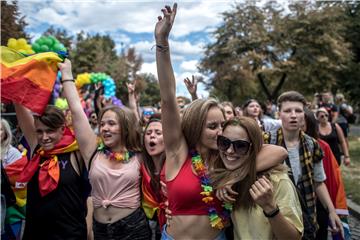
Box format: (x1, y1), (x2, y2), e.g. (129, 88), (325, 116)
(349, 213), (360, 240)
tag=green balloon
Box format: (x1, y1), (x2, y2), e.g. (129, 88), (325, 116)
(43, 37), (52, 47)
(32, 43), (40, 53)
(40, 45), (49, 52)
(53, 43), (62, 51)
(37, 37), (45, 45)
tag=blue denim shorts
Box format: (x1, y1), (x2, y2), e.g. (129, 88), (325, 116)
(161, 224), (226, 240)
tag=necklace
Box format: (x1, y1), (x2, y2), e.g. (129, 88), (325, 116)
(98, 142), (132, 163)
(190, 150), (232, 230)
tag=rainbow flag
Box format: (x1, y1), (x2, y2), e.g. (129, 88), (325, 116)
(1, 46), (62, 114)
(4, 152), (28, 224)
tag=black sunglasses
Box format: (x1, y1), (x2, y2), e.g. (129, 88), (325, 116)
(217, 135), (251, 155)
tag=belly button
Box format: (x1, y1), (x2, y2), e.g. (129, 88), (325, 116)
(108, 217), (112, 222)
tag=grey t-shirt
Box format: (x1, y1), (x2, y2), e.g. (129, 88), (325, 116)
(287, 146), (326, 185)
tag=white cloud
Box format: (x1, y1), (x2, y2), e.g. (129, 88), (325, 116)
(139, 61), (157, 76)
(18, 1), (233, 37)
(180, 60), (198, 72)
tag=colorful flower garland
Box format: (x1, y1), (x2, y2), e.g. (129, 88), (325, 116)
(98, 142), (133, 163)
(190, 150), (233, 230)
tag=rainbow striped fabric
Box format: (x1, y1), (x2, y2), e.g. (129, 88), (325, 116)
(1, 46), (62, 114)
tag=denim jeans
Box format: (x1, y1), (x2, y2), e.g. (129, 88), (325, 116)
(161, 224), (227, 240)
(93, 208), (151, 240)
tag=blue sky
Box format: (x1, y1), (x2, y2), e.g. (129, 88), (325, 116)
(16, 0), (239, 98)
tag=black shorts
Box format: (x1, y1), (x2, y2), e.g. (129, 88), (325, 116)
(93, 208), (151, 240)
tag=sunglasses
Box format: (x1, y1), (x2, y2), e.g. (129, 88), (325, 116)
(143, 111), (155, 116)
(318, 114), (329, 118)
(217, 135), (251, 155)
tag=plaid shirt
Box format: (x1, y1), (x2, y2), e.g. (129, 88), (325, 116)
(264, 128), (323, 233)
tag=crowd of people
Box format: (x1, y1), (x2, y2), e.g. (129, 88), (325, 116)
(1, 3), (356, 240)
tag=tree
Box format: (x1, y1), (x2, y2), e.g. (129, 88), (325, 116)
(137, 73), (160, 107)
(1, 1), (29, 45)
(337, 1), (360, 108)
(200, 1), (352, 103)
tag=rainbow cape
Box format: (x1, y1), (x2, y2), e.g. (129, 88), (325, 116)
(1, 46), (62, 114)
(318, 139), (351, 239)
(140, 163), (166, 228)
(4, 150), (28, 225)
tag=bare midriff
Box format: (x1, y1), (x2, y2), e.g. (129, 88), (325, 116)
(166, 215), (221, 240)
(94, 206), (137, 224)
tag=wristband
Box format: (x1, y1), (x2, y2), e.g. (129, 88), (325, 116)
(61, 79), (74, 83)
(263, 205), (280, 218)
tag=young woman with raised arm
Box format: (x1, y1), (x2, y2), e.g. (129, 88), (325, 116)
(59, 59), (151, 239)
(155, 4), (288, 239)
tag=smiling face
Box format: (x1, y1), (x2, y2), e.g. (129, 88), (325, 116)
(219, 125), (250, 170)
(279, 101), (305, 132)
(144, 121), (164, 157)
(99, 110), (122, 149)
(35, 120), (64, 151)
(199, 106), (225, 151)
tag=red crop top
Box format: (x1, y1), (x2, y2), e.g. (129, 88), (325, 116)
(163, 154), (222, 215)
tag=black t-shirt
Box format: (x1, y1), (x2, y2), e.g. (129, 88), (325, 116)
(23, 152), (88, 240)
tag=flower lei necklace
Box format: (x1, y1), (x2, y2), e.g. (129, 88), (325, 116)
(98, 142), (133, 163)
(191, 150), (233, 230)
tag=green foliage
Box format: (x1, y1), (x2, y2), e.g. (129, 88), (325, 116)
(200, 1), (356, 104)
(1, 1), (29, 45)
(138, 73), (161, 107)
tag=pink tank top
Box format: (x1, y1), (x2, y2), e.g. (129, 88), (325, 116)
(89, 152), (141, 209)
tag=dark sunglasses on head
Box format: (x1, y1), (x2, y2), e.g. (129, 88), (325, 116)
(217, 135), (251, 155)
(319, 114), (328, 118)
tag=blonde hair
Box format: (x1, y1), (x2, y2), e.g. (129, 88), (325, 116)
(1, 118), (13, 159)
(99, 105), (142, 152)
(211, 116), (263, 209)
(181, 98), (224, 150)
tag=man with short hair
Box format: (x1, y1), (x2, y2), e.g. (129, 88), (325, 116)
(319, 91), (338, 123)
(264, 91), (344, 240)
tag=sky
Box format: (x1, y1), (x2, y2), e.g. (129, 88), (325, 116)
(15, 0), (243, 98)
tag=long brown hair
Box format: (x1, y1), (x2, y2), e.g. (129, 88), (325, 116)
(181, 98), (224, 148)
(211, 116), (263, 209)
(99, 105), (142, 152)
(142, 114), (165, 201)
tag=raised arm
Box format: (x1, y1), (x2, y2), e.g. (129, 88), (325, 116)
(14, 104), (37, 154)
(256, 144), (288, 171)
(58, 59), (98, 166)
(126, 82), (140, 122)
(155, 4), (188, 176)
(184, 75), (198, 101)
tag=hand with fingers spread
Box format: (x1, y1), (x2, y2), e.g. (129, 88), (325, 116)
(249, 176), (277, 213)
(184, 75), (198, 100)
(155, 3), (177, 43)
(216, 185), (238, 204)
(126, 82), (136, 95)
